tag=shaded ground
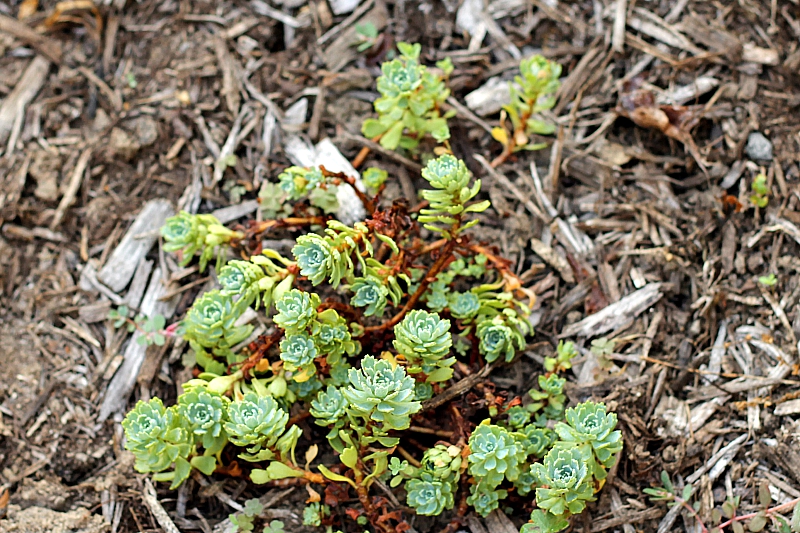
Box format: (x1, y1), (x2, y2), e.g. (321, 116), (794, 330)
(1, 0), (799, 532)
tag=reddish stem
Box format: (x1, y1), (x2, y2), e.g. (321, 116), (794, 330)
(362, 237), (459, 334)
(716, 497), (800, 532)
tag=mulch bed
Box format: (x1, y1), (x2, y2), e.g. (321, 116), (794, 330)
(0, 0), (799, 532)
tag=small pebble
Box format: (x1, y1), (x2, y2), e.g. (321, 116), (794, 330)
(745, 131), (773, 161)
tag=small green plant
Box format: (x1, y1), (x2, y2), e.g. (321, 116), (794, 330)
(750, 173), (769, 208)
(759, 273), (778, 287)
(353, 22), (379, 52)
(161, 211), (244, 272)
(361, 42), (454, 150)
(108, 305), (167, 346)
(123, 150), (620, 533)
(546, 340), (579, 373)
(644, 471), (800, 533)
(491, 55), (561, 167)
(229, 498), (263, 533)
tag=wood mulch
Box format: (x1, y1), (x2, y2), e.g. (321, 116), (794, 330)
(0, 0), (798, 532)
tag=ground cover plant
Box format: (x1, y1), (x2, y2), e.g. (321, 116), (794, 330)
(121, 46), (622, 533)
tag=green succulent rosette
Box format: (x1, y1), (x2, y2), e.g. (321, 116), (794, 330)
(350, 276), (389, 317)
(519, 425), (556, 458)
(293, 234), (336, 286)
(181, 290), (252, 373)
(273, 289), (319, 333)
(122, 398), (192, 479)
(531, 445), (595, 516)
(310, 309), (359, 364)
(361, 42), (451, 150)
(555, 401), (622, 469)
(467, 423), (527, 488)
(342, 355), (421, 433)
(420, 444), (462, 481)
(467, 482), (507, 517)
(224, 393), (288, 456)
(278, 166), (324, 200)
(393, 309), (454, 381)
(406, 473), (455, 516)
(476, 315), (524, 363)
(177, 389), (228, 453)
(279, 333), (318, 381)
(418, 155), (489, 237)
(161, 212), (241, 272)
(505, 405), (532, 429)
(448, 291), (481, 320)
(309, 385), (348, 426)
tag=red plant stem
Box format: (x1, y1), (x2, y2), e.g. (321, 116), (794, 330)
(352, 146), (371, 169)
(319, 167), (376, 215)
(716, 496), (800, 532)
(351, 134), (383, 169)
(362, 237), (459, 334)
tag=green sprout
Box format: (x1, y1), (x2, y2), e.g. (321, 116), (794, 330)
(750, 173), (769, 208)
(353, 22), (379, 52)
(491, 55), (561, 165)
(759, 273), (778, 287)
(361, 42), (454, 150)
(545, 340), (579, 373)
(108, 306), (167, 347)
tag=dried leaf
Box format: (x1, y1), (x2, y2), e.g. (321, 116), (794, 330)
(18, 0), (38, 19)
(758, 483), (772, 508)
(616, 76), (706, 170)
(305, 444), (319, 469)
(305, 484), (321, 504)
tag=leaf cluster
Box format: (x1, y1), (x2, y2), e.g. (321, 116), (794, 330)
(491, 55), (561, 155)
(361, 42), (455, 150)
(161, 211), (243, 272)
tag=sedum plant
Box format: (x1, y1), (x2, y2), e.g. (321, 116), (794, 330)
(491, 55), (562, 166)
(161, 211), (244, 272)
(123, 115), (619, 532)
(361, 42), (455, 150)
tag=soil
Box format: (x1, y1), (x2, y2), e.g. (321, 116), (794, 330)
(1, 0), (799, 532)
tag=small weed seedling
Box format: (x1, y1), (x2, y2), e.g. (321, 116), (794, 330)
(750, 173), (769, 208)
(645, 471), (800, 533)
(491, 55), (561, 167)
(108, 306), (167, 347)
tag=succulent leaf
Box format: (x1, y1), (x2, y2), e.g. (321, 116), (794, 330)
(342, 355), (421, 431)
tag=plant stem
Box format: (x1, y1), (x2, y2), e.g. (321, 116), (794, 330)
(362, 237), (458, 334)
(319, 167), (376, 214)
(716, 496), (800, 532)
(351, 134), (382, 169)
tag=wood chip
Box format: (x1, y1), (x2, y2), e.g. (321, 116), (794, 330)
(530, 238), (574, 283)
(0, 56), (51, 148)
(560, 283), (663, 338)
(142, 479), (181, 533)
(98, 267), (179, 421)
(97, 199), (174, 293)
(321, 1), (387, 72)
(484, 510), (518, 533)
(774, 399), (800, 416)
(0, 14), (62, 63)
